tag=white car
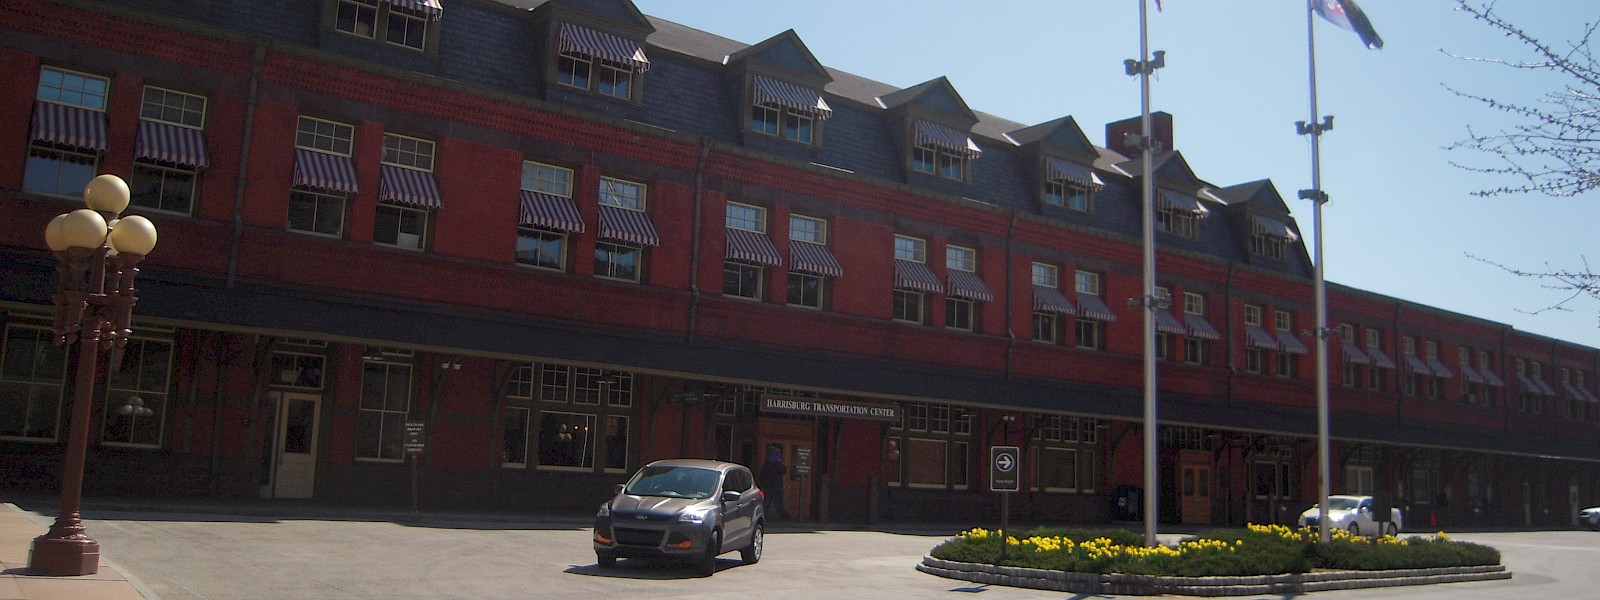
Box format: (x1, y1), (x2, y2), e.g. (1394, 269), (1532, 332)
(1297, 495), (1402, 536)
(1580, 506), (1600, 531)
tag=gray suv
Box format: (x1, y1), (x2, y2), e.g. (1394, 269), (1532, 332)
(593, 459), (765, 576)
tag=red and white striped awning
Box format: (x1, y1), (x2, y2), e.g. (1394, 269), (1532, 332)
(753, 76), (831, 119)
(1276, 330), (1309, 355)
(1044, 157), (1103, 189)
(1341, 340), (1372, 365)
(1246, 325), (1281, 350)
(385, 0), (441, 19)
(557, 23), (650, 72)
(1481, 367), (1505, 387)
(913, 120), (981, 159)
(1075, 294), (1118, 322)
(379, 165), (442, 209)
(946, 270), (993, 302)
(726, 228), (783, 266)
(1459, 362), (1485, 384)
(893, 260), (943, 293)
(292, 148), (359, 193)
(135, 120), (208, 168)
(518, 190), (584, 233)
(1426, 357), (1455, 379)
(1154, 310), (1187, 336)
(1185, 314), (1221, 340)
(1157, 190), (1210, 218)
(598, 205), (660, 246)
(1032, 285), (1076, 315)
(1366, 347), (1397, 370)
(30, 101), (107, 152)
(790, 241), (842, 277)
(1251, 214), (1299, 242)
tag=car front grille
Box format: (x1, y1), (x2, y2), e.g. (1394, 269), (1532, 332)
(614, 527), (665, 547)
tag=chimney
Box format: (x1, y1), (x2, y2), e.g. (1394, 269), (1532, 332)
(1105, 111), (1173, 157)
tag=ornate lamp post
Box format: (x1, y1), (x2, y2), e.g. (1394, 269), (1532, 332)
(29, 174), (158, 576)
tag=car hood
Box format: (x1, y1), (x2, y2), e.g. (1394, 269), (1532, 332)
(609, 494), (706, 517)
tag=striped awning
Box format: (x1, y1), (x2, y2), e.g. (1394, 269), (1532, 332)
(31, 101), (107, 152)
(1536, 377), (1557, 396)
(913, 120), (981, 159)
(1251, 214), (1299, 242)
(1154, 310), (1187, 336)
(726, 228), (783, 267)
(1564, 382), (1594, 402)
(135, 120), (208, 168)
(385, 0), (442, 18)
(1032, 286), (1075, 315)
(1459, 363), (1485, 385)
(1246, 325), (1281, 350)
(790, 241), (842, 277)
(753, 76), (831, 119)
(1044, 157), (1104, 189)
(946, 270), (993, 302)
(292, 148), (359, 193)
(1426, 357), (1454, 379)
(893, 260), (943, 293)
(1075, 294), (1118, 322)
(1341, 341), (1372, 365)
(1402, 354), (1430, 374)
(1366, 347), (1397, 370)
(1157, 190), (1210, 218)
(1185, 315), (1220, 340)
(1519, 374), (1555, 396)
(598, 205), (660, 246)
(1481, 368), (1505, 387)
(1582, 386), (1600, 404)
(518, 191), (584, 232)
(557, 23), (650, 72)
(1276, 330), (1308, 355)
(379, 165), (442, 209)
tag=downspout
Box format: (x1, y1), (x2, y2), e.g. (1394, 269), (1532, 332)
(685, 141), (709, 345)
(227, 42), (268, 288)
(1004, 212), (1017, 379)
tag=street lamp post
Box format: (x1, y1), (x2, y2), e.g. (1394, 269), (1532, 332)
(29, 174), (158, 576)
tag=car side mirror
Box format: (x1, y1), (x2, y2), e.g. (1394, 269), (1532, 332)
(614, 483), (626, 495)
(721, 490), (742, 503)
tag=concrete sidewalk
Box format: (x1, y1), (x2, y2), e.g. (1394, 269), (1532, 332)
(0, 502), (153, 600)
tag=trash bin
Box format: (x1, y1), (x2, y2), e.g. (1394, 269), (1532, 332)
(1110, 485), (1142, 522)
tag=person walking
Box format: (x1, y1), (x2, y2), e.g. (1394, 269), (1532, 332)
(760, 444), (790, 519)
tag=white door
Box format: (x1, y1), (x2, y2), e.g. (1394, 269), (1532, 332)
(271, 392), (321, 499)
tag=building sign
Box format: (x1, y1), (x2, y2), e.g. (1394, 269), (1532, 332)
(403, 421), (426, 455)
(792, 446), (812, 476)
(990, 446), (1020, 493)
(760, 394), (899, 421)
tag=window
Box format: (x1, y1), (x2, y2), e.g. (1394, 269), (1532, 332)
(946, 298), (974, 331)
(502, 406), (530, 467)
(893, 289), (925, 324)
(507, 363), (535, 399)
(1402, 336), (1418, 396)
(946, 245), (976, 273)
(1366, 328), (1387, 391)
(723, 202), (769, 300)
(1531, 362), (1546, 414)
(1044, 180), (1093, 212)
(1074, 271), (1104, 349)
(356, 354), (411, 461)
(289, 117), (354, 236)
(270, 351), (326, 389)
(382, 132), (433, 171)
(1478, 350), (1498, 407)
(557, 36), (635, 100)
(1344, 464), (1375, 496)
(1, 320), (67, 441)
(522, 161), (573, 197)
(1032, 263), (1058, 288)
(1250, 232), (1285, 260)
(1341, 324), (1362, 387)
(1425, 340), (1442, 399)
(912, 144), (965, 180)
(25, 68), (108, 196)
(1034, 415), (1099, 493)
(752, 103), (814, 143)
(517, 162), (575, 271)
(98, 336), (172, 448)
(1244, 305), (1266, 374)
(945, 245), (978, 331)
(894, 235), (926, 263)
(1275, 311), (1295, 378)
(790, 215), (825, 244)
(536, 364), (632, 471)
(600, 177), (645, 210)
(787, 215), (832, 309)
(334, 0), (433, 51)
(594, 241), (642, 282)
(374, 133), (435, 251)
(1244, 304), (1263, 326)
(1157, 207), (1197, 238)
(888, 402), (971, 489)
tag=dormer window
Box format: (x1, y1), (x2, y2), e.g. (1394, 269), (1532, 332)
(554, 23), (651, 100)
(910, 121), (980, 181)
(1154, 190), (1207, 239)
(750, 76), (830, 144)
(1042, 157), (1102, 212)
(333, 0), (441, 51)
(1249, 214), (1298, 260)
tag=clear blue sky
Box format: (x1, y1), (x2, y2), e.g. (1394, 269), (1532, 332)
(634, 0), (1600, 348)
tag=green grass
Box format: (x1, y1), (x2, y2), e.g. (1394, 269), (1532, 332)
(928, 524), (1500, 577)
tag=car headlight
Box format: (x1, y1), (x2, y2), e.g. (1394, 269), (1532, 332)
(677, 510), (709, 524)
(597, 503), (611, 518)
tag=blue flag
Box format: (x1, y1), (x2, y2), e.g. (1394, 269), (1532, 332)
(1312, 0), (1383, 50)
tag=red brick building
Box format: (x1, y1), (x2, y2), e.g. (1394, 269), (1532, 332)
(1, 0), (1596, 528)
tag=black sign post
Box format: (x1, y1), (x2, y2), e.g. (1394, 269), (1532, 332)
(991, 446), (1020, 561)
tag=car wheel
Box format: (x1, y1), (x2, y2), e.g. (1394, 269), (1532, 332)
(1385, 522), (1398, 537)
(1348, 523), (1362, 537)
(596, 554), (616, 568)
(697, 531), (721, 577)
(740, 523), (764, 565)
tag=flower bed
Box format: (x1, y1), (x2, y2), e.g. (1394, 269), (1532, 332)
(929, 524), (1501, 577)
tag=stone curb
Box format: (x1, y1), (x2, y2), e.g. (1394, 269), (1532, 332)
(917, 556), (1512, 596)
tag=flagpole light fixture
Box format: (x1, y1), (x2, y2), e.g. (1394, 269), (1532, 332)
(30, 174), (158, 576)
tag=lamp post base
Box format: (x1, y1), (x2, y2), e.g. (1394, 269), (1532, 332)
(28, 534), (100, 576)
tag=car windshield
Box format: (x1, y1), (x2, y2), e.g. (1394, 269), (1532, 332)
(624, 466), (721, 500)
(1326, 497), (1362, 510)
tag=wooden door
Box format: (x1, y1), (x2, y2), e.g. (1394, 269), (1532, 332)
(1179, 449), (1213, 525)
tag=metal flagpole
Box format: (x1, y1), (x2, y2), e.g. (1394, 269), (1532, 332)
(1125, 0), (1165, 548)
(1297, 0), (1334, 545)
